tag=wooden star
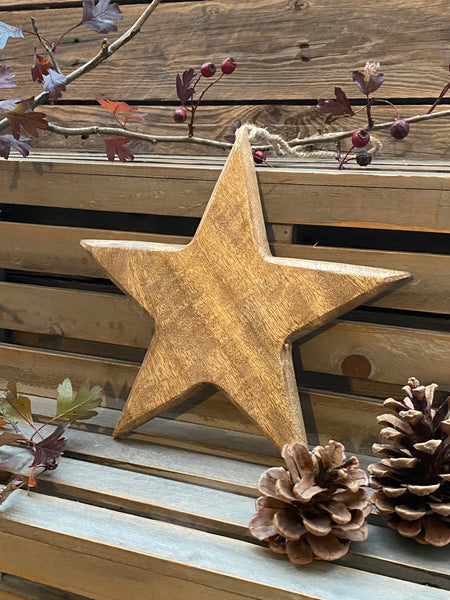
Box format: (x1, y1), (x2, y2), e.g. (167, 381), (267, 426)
(81, 127), (409, 449)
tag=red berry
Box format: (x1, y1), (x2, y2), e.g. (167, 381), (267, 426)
(351, 129), (370, 148)
(173, 107), (187, 123)
(356, 151), (372, 166)
(221, 57), (236, 75)
(200, 62), (216, 77)
(390, 119), (409, 139)
(253, 150), (266, 164)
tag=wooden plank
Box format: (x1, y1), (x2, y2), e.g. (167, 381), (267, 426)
(0, 282), (154, 348)
(0, 334), (442, 453)
(0, 574), (89, 600)
(25, 103), (450, 162)
(300, 321), (450, 389)
(1, 159), (450, 232)
(1, 493), (448, 600)
(1, 314), (448, 391)
(32, 457), (450, 590)
(31, 388), (383, 457)
(2, 1), (450, 101)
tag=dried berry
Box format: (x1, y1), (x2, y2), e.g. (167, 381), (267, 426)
(200, 62), (216, 78)
(390, 119), (410, 140)
(253, 149), (266, 164)
(356, 151), (372, 166)
(221, 57), (236, 75)
(173, 107), (187, 123)
(351, 129), (370, 148)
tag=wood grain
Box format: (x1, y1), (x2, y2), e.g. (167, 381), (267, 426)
(2, 1), (450, 101)
(300, 321), (450, 389)
(2, 156), (450, 232)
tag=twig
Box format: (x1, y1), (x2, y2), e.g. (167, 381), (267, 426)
(31, 17), (62, 74)
(287, 108), (450, 147)
(46, 122), (234, 150)
(0, 0), (163, 133)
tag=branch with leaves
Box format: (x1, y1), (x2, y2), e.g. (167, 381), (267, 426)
(1, 2), (450, 167)
(0, 379), (103, 504)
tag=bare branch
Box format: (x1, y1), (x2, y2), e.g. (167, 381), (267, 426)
(46, 122), (234, 151)
(0, 0), (163, 133)
(31, 17), (62, 74)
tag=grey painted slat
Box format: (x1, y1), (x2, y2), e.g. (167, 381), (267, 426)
(37, 457), (450, 590)
(1, 492), (448, 600)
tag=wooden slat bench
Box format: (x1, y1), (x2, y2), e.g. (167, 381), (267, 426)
(0, 155), (449, 598)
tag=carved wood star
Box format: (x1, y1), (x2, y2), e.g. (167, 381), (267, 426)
(81, 127), (409, 449)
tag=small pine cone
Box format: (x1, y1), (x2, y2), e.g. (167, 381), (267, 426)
(369, 378), (450, 546)
(249, 441), (371, 564)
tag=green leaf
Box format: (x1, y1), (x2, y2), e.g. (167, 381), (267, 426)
(56, 378), (102, 421)
(0, 381), (33, 424)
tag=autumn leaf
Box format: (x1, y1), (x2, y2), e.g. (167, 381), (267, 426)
(176, 68), (196, 104)
(352, 70), (384, 96)
(103, 137), (134, 162)
(56, 378), (103, 421)
(0, 22), (24, 50)
(5, 99), (48, 140)
(31, 422), (68, 471)
(82, 0), (123, 34)
(0, 431), (27, 446)
(316, 87), (355, 124)
(43, 69), (67, 100)
(0, 134), (31, 159)
(0, 65), (16, 89)
(31, 53), (51, 83)
(0, 381), (33, 424)
(96, 98), (146, 126)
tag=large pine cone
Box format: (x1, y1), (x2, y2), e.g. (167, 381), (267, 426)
(369, 378), (450, 546)
(249, 441), (371, 564)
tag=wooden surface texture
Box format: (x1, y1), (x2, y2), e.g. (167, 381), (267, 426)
(1, 0), (450, 596)
(0, 399), (450, 599)
(2, 1), (450, 159)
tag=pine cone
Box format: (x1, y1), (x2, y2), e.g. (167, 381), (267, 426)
(249, 441), (371, 564)
(369, 377), (450, 546)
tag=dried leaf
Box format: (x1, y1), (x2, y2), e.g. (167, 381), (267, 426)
(31, 422), (68, 470)
(0, 22), (24, 50)
(0, 431), (27, 446)
(56, 378), (102, 421)
(0, 134), (30, 159)
(316, 87), (354, 124)
(103, 137), (134, 162)
(0, 65), (16, 89)
(31, 54), (51, 83)
(82, 0), (123, 34)
(43, 69), (67, 100)
(0, 99), (20, 113)
(5, 100), (48, 140)
(0, 381), (33, 424)
(176, 68), (196, 104)
(352, 69), (385, 95)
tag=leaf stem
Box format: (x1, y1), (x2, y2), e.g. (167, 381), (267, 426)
(31, 17), (62, 75)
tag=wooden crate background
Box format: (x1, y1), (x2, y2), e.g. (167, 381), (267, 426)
(0, 1), (449, 599)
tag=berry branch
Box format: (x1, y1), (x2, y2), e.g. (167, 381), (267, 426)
(1, 4), (450, 167)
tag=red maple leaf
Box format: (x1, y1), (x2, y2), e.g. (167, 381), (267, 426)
(5, 98), (48, 140)
(31, 53), (51, 83)
(103, 137), (134, 162)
